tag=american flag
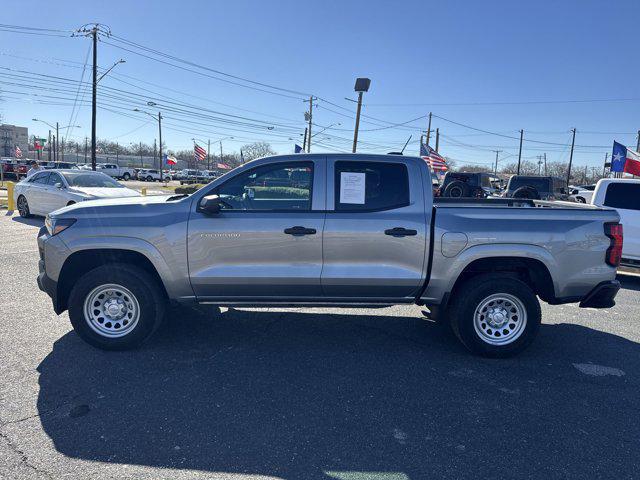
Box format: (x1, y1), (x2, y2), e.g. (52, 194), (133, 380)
(194, 143), (207, 162)
(420, 143), (448, 172)
(15, 145), (22, 158)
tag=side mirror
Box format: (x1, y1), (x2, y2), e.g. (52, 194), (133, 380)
(55, 182), (64, 189)
(198, 194), (222, 215)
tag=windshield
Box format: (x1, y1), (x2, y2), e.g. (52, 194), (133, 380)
(508, 177), (551, 192)
(61, 172), (124, 188)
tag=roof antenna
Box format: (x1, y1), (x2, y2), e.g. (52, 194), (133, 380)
(388, 135), (413, 156)
(400, 135), (412, 154)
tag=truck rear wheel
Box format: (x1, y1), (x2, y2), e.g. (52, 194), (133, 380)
(67, 264), (166, 350)
(449, 274), (541, 357)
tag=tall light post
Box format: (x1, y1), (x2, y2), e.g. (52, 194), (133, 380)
(134, 102), (163, 181)
(351, 78), (371, 153)
(32, 119), (80, 162)
(217, 136), (234, 171)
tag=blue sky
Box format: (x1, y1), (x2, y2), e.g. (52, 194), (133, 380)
(1, 0), (639, 170)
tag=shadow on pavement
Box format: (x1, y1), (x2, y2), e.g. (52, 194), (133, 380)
(37, 308), (639, 479)
(11, 216), (44, 227)
(618, 272), (640, 291)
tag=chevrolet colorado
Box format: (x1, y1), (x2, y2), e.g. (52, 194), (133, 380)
(37, 154), (622, 356)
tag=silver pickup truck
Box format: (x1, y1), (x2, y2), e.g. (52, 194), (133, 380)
(37, 153), (622, 357)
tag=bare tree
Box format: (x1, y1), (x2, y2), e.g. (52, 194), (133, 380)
(241, 142), (276, 161)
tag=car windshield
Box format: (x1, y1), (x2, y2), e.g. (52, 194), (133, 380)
(509, 177), (551, 192)
(61, 172), (124, 188)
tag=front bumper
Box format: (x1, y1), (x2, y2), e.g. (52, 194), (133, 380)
(579, 280), (620, 309)
(37, 259), (62, 313)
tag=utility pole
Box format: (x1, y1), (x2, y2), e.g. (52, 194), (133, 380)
(48, 130), (52, 162)
(425, 112), (433, 147)
(90, 26), (98, 170)
(517, 129), (524, 175)
(494, 150), (502, 176)
(566, 128), (576, 187)
(116, 142), (119, 165)
(139, 142), (143, 167)
(52, 135), (56, 162)
(219, 140), (223, 163)
(603, 152), (609, 177)
(543, 152), (547, 175)
(435, 127), (440, 152)
(536, 155), (543, 175)
(302, 128), (308, 152)
(61, 139), (64, 161)
(157, 112), (163, 181)
(153, 139), (157, 167)
(636, 130), (640, 152)
(207, 139), (210, 171)
(307, 96), (314, 153)
(55, 122), (59, 162)
(84, 137), (87, 163)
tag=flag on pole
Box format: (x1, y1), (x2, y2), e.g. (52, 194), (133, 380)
(216, 162), (231, 170)
(294, 144), (304, 153)
(420, 143), (448, 172)
(15, 145), (22, 158)
(164, 154), (177, 165)
(612, 141), (640, 175)
(240, 149), (245, 164)
(194, 143), (207, 162)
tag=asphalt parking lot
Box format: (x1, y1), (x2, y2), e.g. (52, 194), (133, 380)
(1, 213), (639, 480)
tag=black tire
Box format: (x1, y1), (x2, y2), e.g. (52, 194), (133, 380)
(68, 264), (166, 350)
(576, 196), (586, 204)
(123, 173), (131, 181)
(512, 186), (540, 200)
(449, 274), (541, 358)
(443, 181), (470, 198)
(17, 195), (32, 218)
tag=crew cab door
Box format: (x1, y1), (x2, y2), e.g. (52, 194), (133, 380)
(322, 158), (429, 299)
(187, 159), (325, 299)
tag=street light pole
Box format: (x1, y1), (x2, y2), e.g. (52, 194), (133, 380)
(352, 78), (371, 153)
(158, 111), (163, 182)
(55, 122), (59, 162)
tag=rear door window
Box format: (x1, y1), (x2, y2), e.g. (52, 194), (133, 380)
(334, 161), (409, 212)
(603, 183), (640, 210)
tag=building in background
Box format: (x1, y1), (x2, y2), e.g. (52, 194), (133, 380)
(0, 124), (29, 158)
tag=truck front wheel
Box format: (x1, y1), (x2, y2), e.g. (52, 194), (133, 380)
(449, 274), (541, 357)
(67, 264), (166, 350)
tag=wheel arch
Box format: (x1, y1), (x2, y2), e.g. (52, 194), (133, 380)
(57, 249), (169, 313)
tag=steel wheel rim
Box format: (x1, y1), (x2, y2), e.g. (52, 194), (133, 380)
(473, 293), (527, 346)
(17, 196), (28, 216)
(83, 284), (140, 338)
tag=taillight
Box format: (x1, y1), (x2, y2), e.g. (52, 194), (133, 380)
(604, 222), (623, 267)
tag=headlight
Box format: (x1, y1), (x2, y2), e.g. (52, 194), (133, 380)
(45, 216), (77, 236)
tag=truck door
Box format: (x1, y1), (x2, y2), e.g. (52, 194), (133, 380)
(187, 159), (326, 299)
(322, 158), (429, 299)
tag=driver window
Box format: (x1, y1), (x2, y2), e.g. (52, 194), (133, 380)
(47, 173), (62, 186)
(216, 162), (313, 211)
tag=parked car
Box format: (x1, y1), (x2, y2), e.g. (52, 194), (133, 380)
(590, 178), (639, 267)
(42, 162), (80, 170)
(503, 176), (572, 201)
(137, 169), (163, 182)
(96, 163), (135, 181)
(15, 170), (140, 217)
(1, 159), (28, 180)
(438, 172), (501, 198)
(37, 154), (621, 357)
(179, 169), (201, 184)
(570, 184), (596, 203)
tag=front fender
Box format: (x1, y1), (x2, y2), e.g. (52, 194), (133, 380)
(61, 235), (192, 299)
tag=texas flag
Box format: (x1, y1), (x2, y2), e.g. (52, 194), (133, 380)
(612, 141), (640, 176)
(164, 154), (177, 165)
